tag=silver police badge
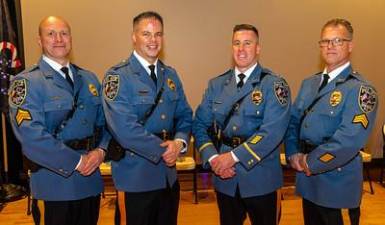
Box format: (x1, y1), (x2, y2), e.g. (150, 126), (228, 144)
(9, 79), (27, 106)
(274, 81), (289, 105)
(358, 85), (377, 113)
(103, 75), (120, 101)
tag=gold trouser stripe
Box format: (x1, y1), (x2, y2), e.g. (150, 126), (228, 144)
(198, 142), (213, 152)
(276, 189), (282, 225)
(117, 191), (126, 225)
(242, 143), (261, 161)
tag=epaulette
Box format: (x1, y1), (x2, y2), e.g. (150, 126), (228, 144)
(110, 58), (129, 70)
(217, 69), (232, 78)
(20, 64), (39, 74)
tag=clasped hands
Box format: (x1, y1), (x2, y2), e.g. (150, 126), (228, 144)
(288, 153), (311, 176)
(160, 140), (184, 167)
(210, 152), (236, 179)
(77, 148), (105, 176)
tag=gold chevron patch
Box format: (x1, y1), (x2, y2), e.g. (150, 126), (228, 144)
(250, 135), (263, 144)
(15, 108), (32, 126)
(352, 113), (369, 129)
(319, 153), (335, 163)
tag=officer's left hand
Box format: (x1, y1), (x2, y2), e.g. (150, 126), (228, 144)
(80, 148), (105, 176)
(160, 140), (183, 167)
(211, 152), (236, 175)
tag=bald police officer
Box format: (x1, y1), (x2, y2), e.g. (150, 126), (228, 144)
(102, 11), (192, 225)
(285, 18), (378, 225)
(8, 16), (108, 225)
(193, 24), (291, 225)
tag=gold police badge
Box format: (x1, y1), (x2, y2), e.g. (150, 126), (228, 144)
(167, 78), (176, 91)
(88, 84), (98, 96)
(9, 79), (27, 106)
(329, 91), (342, 107)
(103, 75), (119, 100)
(251, 90), (263, 105)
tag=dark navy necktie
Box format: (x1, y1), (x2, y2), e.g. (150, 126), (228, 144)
(237, 73), (246, 88)
(61, 67), (74, 89)
(148, 65), (157, 86)
(318, 73), (330, 91)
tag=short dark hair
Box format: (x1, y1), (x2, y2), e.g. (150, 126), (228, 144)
(322, 18), (353, 39)
(133, 11), (163, 28)
(233, 24), (259, 39)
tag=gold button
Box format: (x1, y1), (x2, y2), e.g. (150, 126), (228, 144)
(232, 126), (237, 131)
(161, 114), (166, 120)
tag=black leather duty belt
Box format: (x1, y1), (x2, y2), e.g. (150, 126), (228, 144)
(222, 136), (247, 148)
(299, 140), (317, 154)
(65, 136), (95, 151)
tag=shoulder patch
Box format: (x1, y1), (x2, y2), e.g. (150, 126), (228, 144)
(15, 108), (32, 126)
(274, 80), (289, 105)
(88, 83), (99, 96)
(9, 79), (27, 106)
(358, 85), (377, 113)
(103, 75), (120, 100)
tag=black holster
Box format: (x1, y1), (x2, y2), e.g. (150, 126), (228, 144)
(106, 132), (175, 162)
(26, 136), (96, 173)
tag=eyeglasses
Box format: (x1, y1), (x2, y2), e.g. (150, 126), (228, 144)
(318, 38), (351, 47)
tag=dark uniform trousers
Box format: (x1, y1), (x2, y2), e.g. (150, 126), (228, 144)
(115, 181), (180, 225)
(216, 187), (278, 225)
(303, 198), (360, 225)
(32, 195), (100, 225)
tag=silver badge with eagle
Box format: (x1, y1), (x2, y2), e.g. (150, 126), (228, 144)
(274, 80), (289, 105)
(9, 79), (27, 106)
(358, 85), (377, 113)
(103, 75), (120, 100)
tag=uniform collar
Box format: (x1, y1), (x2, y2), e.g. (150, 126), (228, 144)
(322, 61), (350, 83)
(42, 55), (73, 80)
(234, 62), (258, 83)
(133, 50), (159, 76)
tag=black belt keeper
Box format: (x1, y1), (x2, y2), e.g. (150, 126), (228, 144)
(299, 140), (317, 154)
(65, 136), (94, 151)
(222, 136), (247, 148)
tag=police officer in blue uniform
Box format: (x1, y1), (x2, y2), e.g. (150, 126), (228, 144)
(102, 11), (192, 225)
(285, 19), (378, 225)
(8, 16), (109, 225)
(193, 24), (291, 225)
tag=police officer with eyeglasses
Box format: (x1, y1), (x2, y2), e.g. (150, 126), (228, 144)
(285, 18), (378, 225)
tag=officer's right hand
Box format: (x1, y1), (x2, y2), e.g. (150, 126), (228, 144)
(288, 153), (305, 172)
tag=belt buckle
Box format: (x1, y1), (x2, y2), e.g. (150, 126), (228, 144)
(232, 137), (241, 147)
